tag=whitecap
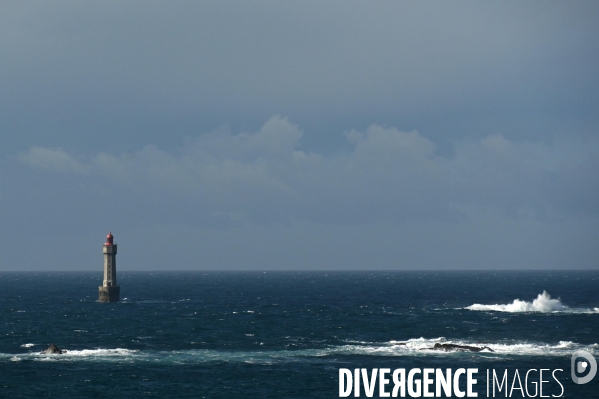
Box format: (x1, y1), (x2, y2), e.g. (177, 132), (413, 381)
(464, 291), (595, 313)
(2, 339), (595, 365)
(556, 341), (574, 348)
(61, 348), (137, 357)
(369, 338), (599, 357)
(20, 343), (36, 348)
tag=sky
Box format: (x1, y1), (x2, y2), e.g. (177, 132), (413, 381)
(1, 1), (598, 271)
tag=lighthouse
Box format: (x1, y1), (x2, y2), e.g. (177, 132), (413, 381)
(98, 232), (120, 302)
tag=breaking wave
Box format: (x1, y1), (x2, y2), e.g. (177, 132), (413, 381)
(2, 338), (596, 364)
(382, 337), (597, 357)
(465, 291), (598, 313)
(4, 348), (140, 364)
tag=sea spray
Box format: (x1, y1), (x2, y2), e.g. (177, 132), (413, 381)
(466, 291), (571, 312)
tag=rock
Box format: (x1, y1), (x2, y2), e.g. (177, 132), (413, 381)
(431, 343), (493, 352)
(392, 342), (407, 345)
(40, 343), (65, 354)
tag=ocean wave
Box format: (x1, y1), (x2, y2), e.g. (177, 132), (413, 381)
(57, 348), (137, 357)
(1, 338), (596, 364)
(465, 291), (598, 313)
(340, 338), (597, 358)
(0, 348), (139, 363)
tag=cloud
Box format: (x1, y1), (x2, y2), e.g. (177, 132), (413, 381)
(1, 1), (598, 161)
(18, 147), (88, 174)
(16, 117), (599, 226)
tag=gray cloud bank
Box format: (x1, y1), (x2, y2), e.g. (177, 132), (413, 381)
(17, 117), (599, 225)
(6, 117), (598, 270)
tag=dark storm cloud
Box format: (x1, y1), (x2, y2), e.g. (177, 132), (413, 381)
(0, 1), (598, 270)
(1, 1), (598, 154)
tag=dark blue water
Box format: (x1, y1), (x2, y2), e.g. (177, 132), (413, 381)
(1, 271), (598, 398)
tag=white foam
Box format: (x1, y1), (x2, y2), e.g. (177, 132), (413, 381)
(2, 339), (596, 364)
(318, 337), (598, 358)
(381, 338), (597, 357)
(465, 291), (595, 313)
(20, 343), (36, 348)
(59, 348), (137, 357)
(10, 348), (141, 363)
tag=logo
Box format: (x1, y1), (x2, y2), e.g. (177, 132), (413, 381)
(571, 350), (597, 384)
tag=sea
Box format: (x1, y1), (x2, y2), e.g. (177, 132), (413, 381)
(1, 271), (598, 398)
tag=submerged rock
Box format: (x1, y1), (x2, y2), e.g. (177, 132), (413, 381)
(40, 343), (65, 354)
(431, 343), (493, 352)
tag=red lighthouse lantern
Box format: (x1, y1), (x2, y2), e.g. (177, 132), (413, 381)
(105, 232), (114, 246)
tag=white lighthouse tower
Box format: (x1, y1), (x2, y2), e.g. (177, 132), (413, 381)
(98, 232), (120, 302)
